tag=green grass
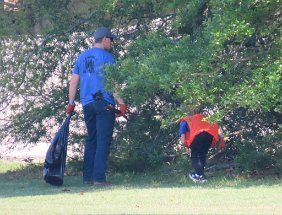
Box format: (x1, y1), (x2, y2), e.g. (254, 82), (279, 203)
(0, 160), (282, 215)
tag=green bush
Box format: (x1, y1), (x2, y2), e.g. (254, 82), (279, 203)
(235, 130), (282, 174)
(274, 149), (282, 174)
(109, 105), (179, 172)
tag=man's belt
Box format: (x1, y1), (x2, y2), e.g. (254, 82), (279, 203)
(92, 91), (123, 115)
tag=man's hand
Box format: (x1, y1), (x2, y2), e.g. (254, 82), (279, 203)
(66, 103), (75, 115)
(116, 103), (127, 118)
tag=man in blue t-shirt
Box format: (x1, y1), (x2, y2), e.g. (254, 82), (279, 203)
(66, 27), (127, 186)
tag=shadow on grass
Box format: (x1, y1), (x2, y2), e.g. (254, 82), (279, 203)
(0, 161), (281, 199)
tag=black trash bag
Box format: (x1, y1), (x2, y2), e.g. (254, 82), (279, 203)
(43, 114), (73, 186)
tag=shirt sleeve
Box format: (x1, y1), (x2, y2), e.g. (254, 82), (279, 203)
(105, 52), (115, 65)
(179, 120), (189, 135)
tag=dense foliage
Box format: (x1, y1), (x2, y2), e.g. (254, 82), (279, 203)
(0, 0), (281, 173)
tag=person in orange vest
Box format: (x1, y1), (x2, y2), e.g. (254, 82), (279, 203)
(180, 113), (226, 183)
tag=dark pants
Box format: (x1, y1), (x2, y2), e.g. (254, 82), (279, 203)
(190, 131), (213, 177)
(82, 99), (115, 182)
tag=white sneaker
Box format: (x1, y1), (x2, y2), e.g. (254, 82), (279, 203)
(189, 173), (207, 183)
(189, 173), (200, 183)
(198, 175), (208, 183)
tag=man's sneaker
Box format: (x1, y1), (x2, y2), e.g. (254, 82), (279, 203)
(83, 181), (94, 185)
(93, 181), (112, 186)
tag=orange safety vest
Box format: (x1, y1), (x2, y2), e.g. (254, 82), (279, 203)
(180, 114), (219, 148)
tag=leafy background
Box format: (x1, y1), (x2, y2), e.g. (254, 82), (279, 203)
(0, 0), (281, 174)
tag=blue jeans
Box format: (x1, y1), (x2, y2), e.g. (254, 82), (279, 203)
(82, 99), (115, 182)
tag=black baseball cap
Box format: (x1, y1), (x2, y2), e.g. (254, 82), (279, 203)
(94, 27), (117, 40)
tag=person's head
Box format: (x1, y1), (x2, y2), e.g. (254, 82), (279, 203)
(94, 27), (116, 50)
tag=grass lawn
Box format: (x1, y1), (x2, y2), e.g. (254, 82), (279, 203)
(0, 160), (281, 215)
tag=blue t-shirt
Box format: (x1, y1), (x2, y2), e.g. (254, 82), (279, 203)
(73, 48), (115, 106)
(179, 120), (190, 135)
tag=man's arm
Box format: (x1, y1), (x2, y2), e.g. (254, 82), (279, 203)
(66, 73), (79, 115)
(113, 92), (125, 105)
(113, 88), (127, 118)
(69, 74), (79, 103)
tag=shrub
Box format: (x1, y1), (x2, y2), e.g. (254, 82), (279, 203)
(235, 130), (282, 175)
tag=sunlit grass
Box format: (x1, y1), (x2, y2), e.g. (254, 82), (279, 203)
(0, 160), (22, 173)
(0, 160), (281, 215)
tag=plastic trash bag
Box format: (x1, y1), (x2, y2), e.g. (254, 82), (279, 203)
(43, 114), (73, 186)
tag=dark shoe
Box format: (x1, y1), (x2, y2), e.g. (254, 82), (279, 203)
(93, 181), (112, 186)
